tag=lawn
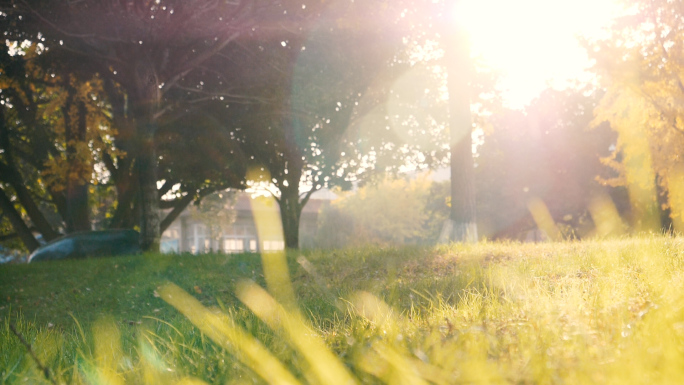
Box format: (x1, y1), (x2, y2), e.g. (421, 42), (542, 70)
(2, 237), (684, 384)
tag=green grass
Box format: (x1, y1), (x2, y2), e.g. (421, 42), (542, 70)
(2, 237), (684, 384)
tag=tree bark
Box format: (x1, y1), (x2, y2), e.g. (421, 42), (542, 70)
(444, 8), (478, 243)
(137, 132), (161, 251)
(278, 186), (302, 249)
(0, 186), (40, 251)
(63, 91), (91, 233)
(132, 58), (162, 252)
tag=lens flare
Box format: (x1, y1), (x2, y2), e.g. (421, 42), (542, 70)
(527, 198), (562, 241)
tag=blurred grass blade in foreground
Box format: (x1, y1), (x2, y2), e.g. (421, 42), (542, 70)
(236, 280), (356, 385)
(527, 198), (562, 241)
(589, 192), (625, 238)
(158, 282), (301, 385)
(248, 167), (296, 308)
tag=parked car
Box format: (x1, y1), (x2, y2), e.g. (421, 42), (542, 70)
(28, 229), (141, 263)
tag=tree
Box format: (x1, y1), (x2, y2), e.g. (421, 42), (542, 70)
(390, 0), (500, 244)
(221, 0), (498, 249)
(0, 43), (118, 250)
(204, 0), (412, 249)
(0, 37), (246, 252)
(442, 0), (478, 243)
(587, 0), (684, 232)
(7, 0), (259, 251)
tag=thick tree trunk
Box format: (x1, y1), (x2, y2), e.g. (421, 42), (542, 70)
(138, 133), (161, 251)
(63, 97), (91, 233)
(102, 78), (137, 230)
(0, 186), (40, 251)
(278, 187), (302, 249)
(132, 58), (162, 252)
(448, 137), (478, 242)
(110, 173), (137, 229)
(444, 13), (478, 243)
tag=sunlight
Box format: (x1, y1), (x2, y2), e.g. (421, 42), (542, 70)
(452, 0), (621, 108)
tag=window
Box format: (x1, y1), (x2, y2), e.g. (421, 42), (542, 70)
(263, 240), (284, 251)
(224, 239), (244, 253)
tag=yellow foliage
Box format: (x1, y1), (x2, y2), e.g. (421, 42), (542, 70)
(593, 86), (661, 231)
(0, 57), (126, 191)
(591, 5), (684, 229)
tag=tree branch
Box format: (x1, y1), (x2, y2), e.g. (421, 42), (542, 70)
(157, 179), (175, 199)
(0, 186), (40, 251)
(165, 29), (243, 90)
(173, 85), (270, 103)
(299, 184), (321, 209)
(160, 193), (194, 233)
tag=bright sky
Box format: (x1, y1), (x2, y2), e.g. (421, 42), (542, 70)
(453, 0), (622, 109)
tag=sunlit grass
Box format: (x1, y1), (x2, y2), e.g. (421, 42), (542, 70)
(2, 237), (684, 383)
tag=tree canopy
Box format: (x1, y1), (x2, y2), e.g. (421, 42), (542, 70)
(587, 0), (684, 232)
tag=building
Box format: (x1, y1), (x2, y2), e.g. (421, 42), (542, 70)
(160, 190), (335, 253)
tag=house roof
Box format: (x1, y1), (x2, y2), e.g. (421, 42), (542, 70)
(233, 189), (336, 213)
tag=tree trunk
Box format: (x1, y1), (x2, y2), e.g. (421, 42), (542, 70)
(110, 172), (137, 229)
(63, 95), (91, 233)
(102, 78), (138, 230)
(278, 186), (302, 249)
(138, 132), (161, 251)
(132, 59), (162, 252)
(0, 186), (40, 251)
(444, 10), (478, 243)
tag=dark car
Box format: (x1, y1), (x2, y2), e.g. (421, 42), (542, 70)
(28, 229), (141, 263)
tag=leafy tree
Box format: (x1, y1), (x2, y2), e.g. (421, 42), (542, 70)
(586, 0), (684, 231)
(203, 0), (417, 249)
(0, 44), (119, 250)
(6, 0), (264, 251)
(216, 0), (497, 249)
(0, 40), (245, 253)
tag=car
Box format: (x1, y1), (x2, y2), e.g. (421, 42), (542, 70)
(28, 229), (141, 263)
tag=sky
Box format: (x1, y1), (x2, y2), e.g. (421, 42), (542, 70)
(453, 0), (623, 109)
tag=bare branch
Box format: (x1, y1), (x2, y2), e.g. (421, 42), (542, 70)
(160, 193), (194, 232)
(174, 85), (271, 103)
(299, 184), (321, 208)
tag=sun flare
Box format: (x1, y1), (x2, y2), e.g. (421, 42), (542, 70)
(452, 0), (622, 108)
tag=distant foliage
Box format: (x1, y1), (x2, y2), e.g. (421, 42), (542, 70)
(315, 177), (438, 247)
(188, 191), (238, 250)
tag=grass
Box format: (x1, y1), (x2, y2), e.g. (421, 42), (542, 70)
(1, 237), (684, 384)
